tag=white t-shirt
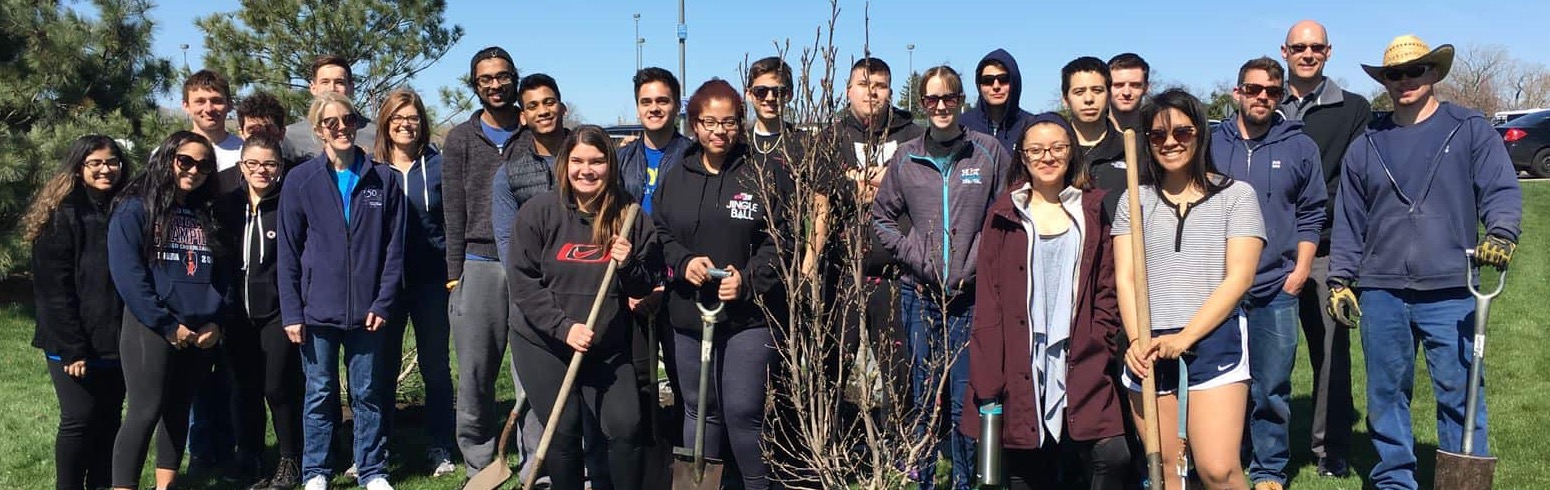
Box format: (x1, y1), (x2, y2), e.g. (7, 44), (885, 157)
(212, 133), (244, 172)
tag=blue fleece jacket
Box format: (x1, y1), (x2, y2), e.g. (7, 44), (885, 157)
(1211, 115), (1327, 302)
(277, 151), (406, 329)
(618, 132), (691, 207)
(108, 198), (232, 335)
(961, 49), (1035, 155)
(1330, 102), (1522, 290)
(390, 148), (447, 286)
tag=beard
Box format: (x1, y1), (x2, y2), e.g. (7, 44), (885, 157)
(1242, 105), (1273, 127)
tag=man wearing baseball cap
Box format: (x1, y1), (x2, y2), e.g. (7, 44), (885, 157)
(1327, 34), (1522, 490)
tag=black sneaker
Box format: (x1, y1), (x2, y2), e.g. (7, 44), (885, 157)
(1316, 456), (1351, 477)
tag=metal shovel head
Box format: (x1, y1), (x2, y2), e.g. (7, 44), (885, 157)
(671, 449), (724, 490)
(1434, 449), (1496, 490)
(462, 463), (512, 490)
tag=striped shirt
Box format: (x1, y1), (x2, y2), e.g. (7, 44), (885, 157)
(1112, 178), (1264, 329)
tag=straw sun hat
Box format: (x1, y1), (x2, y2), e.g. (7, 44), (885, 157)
(1361, 34), (1454, 83)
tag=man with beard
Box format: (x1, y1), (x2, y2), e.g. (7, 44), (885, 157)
(961, 49), (1034, 154)
(441, 46), (532, 479)
(1060, 57), (1129, 218)
(1210, 57), (1327, 490)
(1276, 20), (1371, 478)
(282, 55), (377, 162)
(1107, 53), (1150, 132)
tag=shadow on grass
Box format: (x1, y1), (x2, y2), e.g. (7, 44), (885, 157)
(1286, 394), (1442, 489)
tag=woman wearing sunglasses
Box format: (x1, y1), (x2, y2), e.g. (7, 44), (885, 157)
(961, 113), (1130, 489)
(26, 135), (131, 490)
(1114, 89), (1264, 490)
(277, 91), (405, 490)
(871, 65), (1011, 489)
(107, 131), (230, 490)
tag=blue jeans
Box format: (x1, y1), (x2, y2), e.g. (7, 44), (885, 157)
(1245, 291), (1300, 485)
(1359, 288), (1488, 490)
(382, 280), (455, 452)
(300, 325), (389, 483)
(901, 286), (973, 490)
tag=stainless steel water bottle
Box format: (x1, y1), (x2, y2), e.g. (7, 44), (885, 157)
(977, 402), (1004, 487)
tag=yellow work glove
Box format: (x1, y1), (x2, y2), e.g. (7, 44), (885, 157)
(1475, 234), (1516, 270)
(1326, 278), (1361, 328)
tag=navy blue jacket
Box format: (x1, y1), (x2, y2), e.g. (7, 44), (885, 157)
(961, 49), (1036, 154)
(1330, 102), (1522, 290)
(277, 151), (406, 329)
(618, 132), (691, 207)
(391, 148), (447, 286)
(1211, 115), (1327, 302)
(108, 197), (233, 336)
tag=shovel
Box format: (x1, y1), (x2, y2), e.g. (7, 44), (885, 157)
(672, 268), (730, 490)
(463, 389), (528, 490)
(1434, 250), (1506, 490)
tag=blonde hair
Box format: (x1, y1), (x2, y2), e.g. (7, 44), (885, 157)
(307, 91), (358, 130)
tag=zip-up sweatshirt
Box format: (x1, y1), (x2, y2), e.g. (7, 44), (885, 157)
(218, 182), (282, 322)
(652, 142), (793, 333)
(390, 148), (448, 286)
(442, 110), (526, 280)
(108, 197), (232, 336)
(32, 187), (124, 363)
(506, 191), (660, 352)
(1330, 102), (1523, 291)
(961, 49), (1036, 154)
(618, 132), (691, 205)
(871, 126), (1010, 292)
(277, 152), (406, 329)
(1210, 114), (1327, 303)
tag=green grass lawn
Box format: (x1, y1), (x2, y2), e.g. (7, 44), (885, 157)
(2, 182), (1549, 489)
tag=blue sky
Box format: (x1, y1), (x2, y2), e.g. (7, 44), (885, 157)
(140, 0), (1547, 124)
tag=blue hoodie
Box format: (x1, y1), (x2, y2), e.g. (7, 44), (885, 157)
(1330, 102), (1522, 291)
(1211, 115), (1327, 303)
(390, 147), (447, 286)
(277, 151), (406, 329)
(961, 49), (1035, 155)
(108, 198), (233, 336)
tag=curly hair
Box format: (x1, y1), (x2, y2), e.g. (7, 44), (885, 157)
(22, 135), (129, 241)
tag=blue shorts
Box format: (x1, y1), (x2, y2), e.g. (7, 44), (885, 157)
(1123, 314), (1249, 393)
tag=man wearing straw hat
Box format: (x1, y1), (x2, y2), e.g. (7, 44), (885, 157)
(1327, 34), (1522, 490)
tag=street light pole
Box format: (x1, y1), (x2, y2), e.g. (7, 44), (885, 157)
(634, 13), (642, 72)
(677, 0), (687, 98)
(907, 44), (915, 114)
(180, 43), (190, 72)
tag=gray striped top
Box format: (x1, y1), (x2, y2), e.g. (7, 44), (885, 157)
(1112, 179), (1265, 329)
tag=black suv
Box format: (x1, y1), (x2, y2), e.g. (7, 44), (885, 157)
(1498, 109), (1550, 178)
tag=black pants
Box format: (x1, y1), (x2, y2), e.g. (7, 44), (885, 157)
(48, 358), (124, 490)
(227, 316), (303, 459)
(1005, 435), (1130, 490)
(111, 313), (213, 487)
(511, 335), (643, 490)
(1295, 253), (1354, 460)
(671, 326), (776, 490)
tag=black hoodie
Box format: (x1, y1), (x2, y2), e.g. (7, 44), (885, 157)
(961, 49), (1035, 154)
(819, 107), (924, 276)
(32, 186), (124, 364)
(652, 142), (793, 333)
(218, 182), (282, 323)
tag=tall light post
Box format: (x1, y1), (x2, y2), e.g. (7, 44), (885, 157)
(906, 44), (915, 114)
(677, 0), (687, 98)
(633, 13), (642, 72)
(179, 43), (190, 72)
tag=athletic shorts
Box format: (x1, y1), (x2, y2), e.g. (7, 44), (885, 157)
(1122, 314), (1249, 393)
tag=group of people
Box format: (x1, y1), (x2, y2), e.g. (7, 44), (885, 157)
(27, 18), (1522, 490)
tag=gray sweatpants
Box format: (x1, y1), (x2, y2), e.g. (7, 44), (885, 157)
(452, 260), (542, 476)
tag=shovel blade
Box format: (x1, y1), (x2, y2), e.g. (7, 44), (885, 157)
(671, 457), (724, 490)
(1434, 449), (1496, 490)
(462, 463), (513, 490)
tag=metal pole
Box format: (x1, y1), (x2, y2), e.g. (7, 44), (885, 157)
(634, 13), (642, 72)
(906, 44), (915, 114)
(180, 43), (189, 72)
(677, 0), (687, 97)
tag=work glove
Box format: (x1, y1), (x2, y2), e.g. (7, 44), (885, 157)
(1475, 234), (1516, 270)
(1326, 278), (1361, 328)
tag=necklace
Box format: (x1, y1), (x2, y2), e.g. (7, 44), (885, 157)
(752, 130), (784, 155)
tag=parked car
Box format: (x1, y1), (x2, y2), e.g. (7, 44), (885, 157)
(1497, 109), (1550, 178)
(603, 124), (645, 146)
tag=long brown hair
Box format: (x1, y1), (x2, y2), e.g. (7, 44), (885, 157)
(23, 135), (129, 241)
(555, 125), (631, 245)
(373, 89), (431, 161)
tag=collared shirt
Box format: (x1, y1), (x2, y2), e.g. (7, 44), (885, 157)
(1279, 77), (1346, 121)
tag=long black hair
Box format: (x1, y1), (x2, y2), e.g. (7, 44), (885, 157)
(1138, 88), (1228, 193)
(115, 130), (223, 261)
(22, 135), (130, 241)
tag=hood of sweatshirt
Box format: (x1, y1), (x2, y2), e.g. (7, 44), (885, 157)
(968, 49), (1027, 127)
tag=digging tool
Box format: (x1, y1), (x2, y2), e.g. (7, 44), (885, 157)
(1434, 250), (1506, 490)
(672, 267), (730, 490)
(1123, 129), (1165, 489)
(463, 389), (528, 490)
(519, 204), (643, 490)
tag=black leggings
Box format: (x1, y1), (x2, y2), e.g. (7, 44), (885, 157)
(227, 316), (303, 458)
(511, 335), (643, 490)
(671, 326), (775, 490)
(48, 359), (124, 490)
(1005, 435), (1131, 490)
(111, 315), (213, 487)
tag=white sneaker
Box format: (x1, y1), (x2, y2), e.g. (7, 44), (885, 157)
(363, 476), (395, 490)
(303, 475), (328, 490)
(343, 463), (358, 478)
(428, 447), (456, 477)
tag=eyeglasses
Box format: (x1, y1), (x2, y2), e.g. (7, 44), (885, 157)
(1286, 43), (1329, 54)
(239, 159), (281, 171)
(524, 97), (560, 111)
(921, 93), (963, 109)
(173, 154), (216, 174)
(1239, 83), (1286, 99)
(696, 118), (740, 131)
(476, 72), (516, 87)
(1381, 64), (1432, 82)
(977, 74), (1011, 87)
(1146, 126), (1198, 146)
(1020, 144), (1071, 160)
(388, 114), (422, 125)
(320, 114), (359, 130)
(749, 85), (791, 100)
(84, 157), (122, 170)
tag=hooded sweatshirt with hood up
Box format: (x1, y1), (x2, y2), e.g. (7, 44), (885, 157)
(961, 49), (1035, 155)
(1210, 114), (1327, 303)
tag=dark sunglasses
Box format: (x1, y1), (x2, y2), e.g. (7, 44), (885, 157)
(1146, 126), (1197, 146)
(749, 85), (791, 100)
(921, 93), (963, 109)
(1381, 64), (1432, 82)
(321, 114), (359, 130)
(1239, 83), (1286, 99)
(173, 154), (216, 174)
(977, 74), (1011, 86)
(1286, 43), (1329, 53)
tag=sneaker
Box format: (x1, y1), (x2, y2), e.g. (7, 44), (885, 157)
(302, 475), (328, 490)
(427, 447), (456, 477)
(363, 476), (394, 490)
(1253, 481), (1284, 490)
(1316, 456), (1351, 477)
(342, 464), (357, 479)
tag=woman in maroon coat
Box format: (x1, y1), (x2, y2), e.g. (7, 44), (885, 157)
(961, 113), (1129, 489)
